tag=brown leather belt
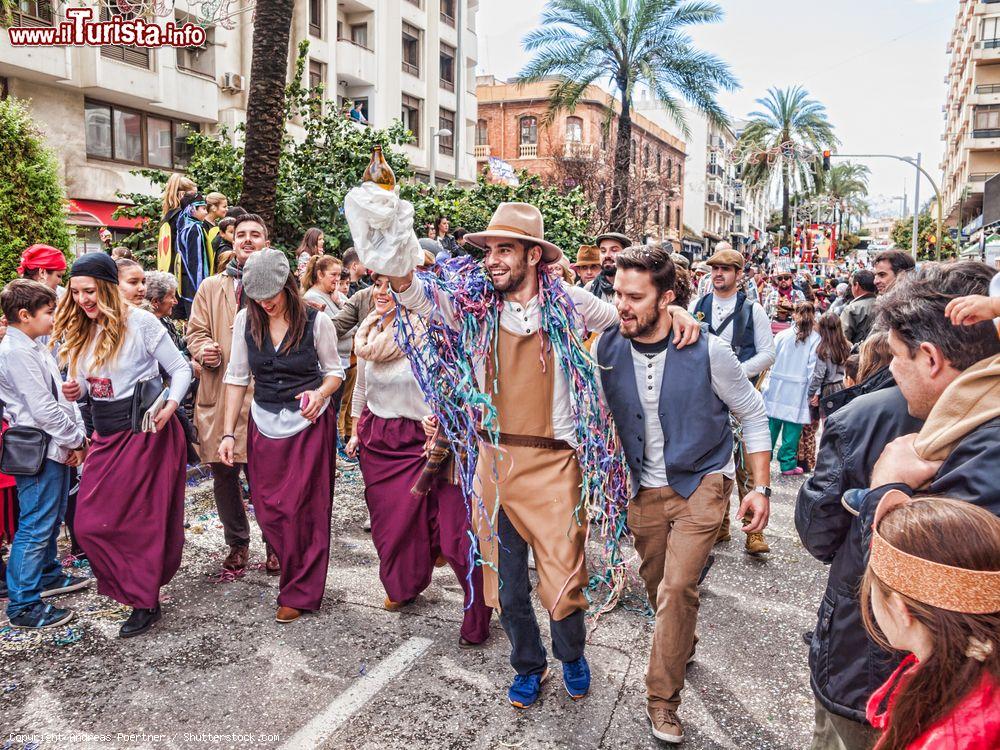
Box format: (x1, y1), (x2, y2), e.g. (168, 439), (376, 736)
(477, 431), (572, 451)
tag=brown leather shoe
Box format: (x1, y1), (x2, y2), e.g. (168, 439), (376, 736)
(265, 547), (281, 576)
(647, 704), (684, 744)
(714, 528), (732, 544)
(222, 544), (249, 571)
(745, 532), (770, 555)
(383, 596), (415, 612)
(275, 606), (300, 623)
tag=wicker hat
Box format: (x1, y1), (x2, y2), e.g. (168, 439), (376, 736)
(574, 245), (601, 267)
(243, 248), (290, 300)
(464, 203), (562, 263)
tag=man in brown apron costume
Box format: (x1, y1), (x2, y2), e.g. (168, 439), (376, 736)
(389, 204), (701, 710)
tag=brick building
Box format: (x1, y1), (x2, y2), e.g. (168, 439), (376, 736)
(474, 76), (686, 249)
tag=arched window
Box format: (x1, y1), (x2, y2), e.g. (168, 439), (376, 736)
(475, 119), (488, 146)
(656, 151), (662, 173)
(667, 159), (673, 179)
(631, 138), (637, 163)
(643, 144), (650, 167)
(519, 116), (537, 145)
(565, 116), (583, 142)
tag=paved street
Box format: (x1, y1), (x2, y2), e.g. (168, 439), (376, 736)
(3, 465), (826, 750)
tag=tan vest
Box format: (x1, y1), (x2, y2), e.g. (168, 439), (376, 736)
(474, 327), (588, 620)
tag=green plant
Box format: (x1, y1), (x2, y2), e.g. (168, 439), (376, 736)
(890, 212), (955, 259)
(407, 171), (593, 261)
(115, 41), (414, 265)
(0, 97), (71, 284)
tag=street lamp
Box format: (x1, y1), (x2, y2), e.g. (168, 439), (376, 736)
(429, 126), (453, 188)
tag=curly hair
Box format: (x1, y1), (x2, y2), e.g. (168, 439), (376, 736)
(53, 277), (129, 378)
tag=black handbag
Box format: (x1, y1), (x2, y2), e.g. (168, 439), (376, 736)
(130, 376), (165, 433)
(0, 376), (58, 476)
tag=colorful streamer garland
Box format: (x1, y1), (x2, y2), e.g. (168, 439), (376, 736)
(394, 256), (632, 618)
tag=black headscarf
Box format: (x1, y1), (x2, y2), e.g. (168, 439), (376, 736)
(70, 252), (119, 285)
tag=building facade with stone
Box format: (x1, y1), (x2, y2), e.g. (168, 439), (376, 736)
(0, 0), (479, 253)
(474, 76), (686, 250)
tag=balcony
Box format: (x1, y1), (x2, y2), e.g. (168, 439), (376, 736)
(337, 38), (376, 86)
(563, 141), (595, 159)
(519, 143), (538, 159)
(707, 193), (722, 206)
(972, 82), (1000, 105)
(474, 144), (491, 159)
(706, 163), (724, 177)
(973, 39), (1000, 63)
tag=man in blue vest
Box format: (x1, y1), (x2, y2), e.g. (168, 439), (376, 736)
(593, 246), (772, 744)
(692, 247), (776, 555)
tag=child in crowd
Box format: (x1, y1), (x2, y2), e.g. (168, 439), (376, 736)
(0, 280), (90, 629)
(212, 217), (237, 264)
(809, 312), (851, 420)
(862, 495), (999, 750)
(843, 354), (860, 388)
(116, 258), (146, 307)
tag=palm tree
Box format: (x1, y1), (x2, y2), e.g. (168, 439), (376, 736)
(515, 0), (737, 234)
(738, 86), (838, 248)
(822, 162), (869, 242)
(240, 0), (296, 232)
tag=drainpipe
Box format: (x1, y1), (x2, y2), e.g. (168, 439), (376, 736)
(455, 0), (464, 182)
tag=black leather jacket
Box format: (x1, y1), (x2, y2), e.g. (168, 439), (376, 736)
(795, 378), (922, 722)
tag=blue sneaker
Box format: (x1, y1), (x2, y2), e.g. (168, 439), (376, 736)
(337, 447), (358, 465)
(508, 667), (549, 709)
(9, 602), (74, 629)
(562, 656), (590, 699)
(40, 574), (91, 599)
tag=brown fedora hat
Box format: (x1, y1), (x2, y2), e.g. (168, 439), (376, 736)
(465, 202), (563, 263)
(574, 245), (600, 267)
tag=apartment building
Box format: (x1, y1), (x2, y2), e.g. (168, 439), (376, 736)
(0, 0), (479, 252)
(475, 76), (686, 250)
(941, 0), (1000, 231)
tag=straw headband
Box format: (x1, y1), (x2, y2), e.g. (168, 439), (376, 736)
(870, 491), (1000, 615)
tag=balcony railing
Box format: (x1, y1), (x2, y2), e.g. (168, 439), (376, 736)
(563, 141), (595, 159)
(474, 144), (491, 159)
(979, 38), (1000, 49)
(969, 172), (997, 181)
(441, 12), (455, 26)
(972, 128), (1000, 138)
(706, 163), (724, 176)
(707, 193), (721, 205)
(402, 60), (419, 77)
(976, 83), (1000, 94)
(440, 77), (455, 92)
(519, 143), (538, 159)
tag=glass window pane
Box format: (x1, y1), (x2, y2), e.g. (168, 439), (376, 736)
(85, 101), (112, 158)
(174, 121), (197, 168)
(146, 116), (172, 167)
(113, 108), (142, 162)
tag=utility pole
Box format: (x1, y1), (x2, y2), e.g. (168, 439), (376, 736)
(911, 152), (921, 258)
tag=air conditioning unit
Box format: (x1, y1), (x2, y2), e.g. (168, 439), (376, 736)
(221, 72), (245, 92)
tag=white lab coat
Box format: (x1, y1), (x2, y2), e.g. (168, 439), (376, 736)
(762, 327), (820, 424)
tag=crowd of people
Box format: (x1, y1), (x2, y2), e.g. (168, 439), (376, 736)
(0, 180), (998, 749)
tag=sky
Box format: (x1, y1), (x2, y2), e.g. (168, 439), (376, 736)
(476, 0), (956, 217)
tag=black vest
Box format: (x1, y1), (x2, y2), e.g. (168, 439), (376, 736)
(694, 291), (757, 364)
(246, 307), (323, 413)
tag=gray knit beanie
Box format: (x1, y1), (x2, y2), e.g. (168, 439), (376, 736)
(243, 248), (290, 300)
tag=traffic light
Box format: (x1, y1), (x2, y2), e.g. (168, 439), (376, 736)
(822, 150), (831, 171)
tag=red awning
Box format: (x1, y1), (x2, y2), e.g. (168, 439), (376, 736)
(67, 199), (146, 230)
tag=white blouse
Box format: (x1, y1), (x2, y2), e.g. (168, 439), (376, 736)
(224, 309), (346, 439)
(75, 308), (192, 405)
(350, 353), (429, 423)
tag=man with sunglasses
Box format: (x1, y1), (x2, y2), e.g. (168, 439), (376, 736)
(764, 270), (805, 334)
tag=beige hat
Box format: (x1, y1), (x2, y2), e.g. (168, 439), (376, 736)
(594, 231), (633, 248)
(464, 202), (562, 263)
(574, 245), (600, 267)
(706, 248), (745, 269)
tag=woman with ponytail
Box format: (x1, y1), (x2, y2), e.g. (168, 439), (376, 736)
(762, 301), (820, 475)
(862, 495), (999, 749)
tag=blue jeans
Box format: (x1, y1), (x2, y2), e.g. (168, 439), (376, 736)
(6, 458), (70, 617)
